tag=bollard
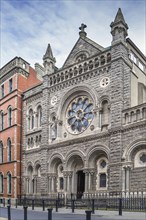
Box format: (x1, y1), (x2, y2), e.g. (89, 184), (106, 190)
(15, 199), (17, 208)
(24, 206), (28, 220)
(32, 199), (34, 210)
(119, 198), (122, 216)
(42, 199), (45, 211)
(72, 199), (75, 213)
(7, 205), (11, 220)
(85, 210), (92, 220)
(56, 199), (58, 212)
(48, 208), (53, 220)
(92, 199), (95, 214)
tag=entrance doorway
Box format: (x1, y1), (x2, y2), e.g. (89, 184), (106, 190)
(77, 170), (85, 198)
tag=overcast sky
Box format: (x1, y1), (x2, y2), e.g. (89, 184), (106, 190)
(1, 0), (146, 69)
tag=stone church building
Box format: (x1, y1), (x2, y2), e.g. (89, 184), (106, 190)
(22, 8), (146, 198)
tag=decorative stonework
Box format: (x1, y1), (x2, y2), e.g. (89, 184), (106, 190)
(51, 96), (57, 106)
(100, 77), (110, 87)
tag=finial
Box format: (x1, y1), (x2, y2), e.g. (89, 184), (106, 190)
(79, 23), (87, 38)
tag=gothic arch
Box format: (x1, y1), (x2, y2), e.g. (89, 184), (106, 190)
(122, 139), (146, 161)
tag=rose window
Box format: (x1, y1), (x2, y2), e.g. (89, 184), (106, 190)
(66, 96), (94, 134)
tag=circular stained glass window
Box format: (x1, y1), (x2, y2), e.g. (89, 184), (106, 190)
(66, 96), (94, 134)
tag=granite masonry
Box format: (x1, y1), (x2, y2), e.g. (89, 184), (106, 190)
(22, 8), (146, 198)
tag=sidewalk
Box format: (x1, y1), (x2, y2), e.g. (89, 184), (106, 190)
(1, 206), (146, 220)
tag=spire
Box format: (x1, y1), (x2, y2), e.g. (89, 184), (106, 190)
(114, 8), (126, 23)
(43, 44), (55, 62)
(43, 44), (56, 75)
(110, 8), (128, 44)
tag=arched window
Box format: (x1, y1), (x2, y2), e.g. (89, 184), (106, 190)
(8, 108), (12, 127)
(0, 142), (4, 163)
(1, 112), (4, 130)
(37, 106), (42, 128)
(7, 172), (12, 194)
(57, 164), (64, 191)
(107, 53), (111, 63)
(142, 108), (146, 118)
(125, 113), (129, 124)
(101, 55), (105, 65)
(28, 109), (34, 130)
(96, 158), (108, 190)
(27, 165), (33, 194)
(7, 139), (12, 162)
(94, 58), (99, 67)
(0, 173), (4, 193)
(76, 53), (87, 63)
(136, 109), (140, 121)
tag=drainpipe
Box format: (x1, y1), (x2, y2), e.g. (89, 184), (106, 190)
(20, 94), (24, 199)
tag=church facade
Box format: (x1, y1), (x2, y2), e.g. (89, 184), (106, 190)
(22, 9), (146, 198)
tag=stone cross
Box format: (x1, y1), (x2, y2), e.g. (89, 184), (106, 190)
(79, 23), (87, 32)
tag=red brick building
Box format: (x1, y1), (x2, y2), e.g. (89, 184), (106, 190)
(0, 57), (41, 201)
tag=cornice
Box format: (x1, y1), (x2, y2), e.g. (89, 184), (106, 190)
(25, 92), (43, 103)
(0, 67), (29, 83)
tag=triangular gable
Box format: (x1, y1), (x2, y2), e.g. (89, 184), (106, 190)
(62, 37), (104, 69)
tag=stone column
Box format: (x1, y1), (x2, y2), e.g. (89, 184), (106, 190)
(68, 172), (72, 193)
(53, 176), (57, 192)
(63, 173), (67, 192)
(48, 176), (51, 193)
(126, 166), (131, 191)
(122, 167), (126, 192)
(84, 171), (89, 193)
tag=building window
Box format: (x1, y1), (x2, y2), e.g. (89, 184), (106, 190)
(7, 139), (12, 162)
(0, 142), (4, 163)
(59, 177), (64, 190)
(66, 96), (94, 134)
(28, 109), (34, 130)
(1, 112), (4, 130)
(7, 172), (12, 194)
(100, 173), (106, 188)
(37, 106), (42, 127)
(0, 173), (4, 193)
(8, 108), (12, 127)
(1, 85), (4, 98)
(9, 79), (13, 92)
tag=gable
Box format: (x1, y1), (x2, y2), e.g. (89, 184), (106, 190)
(62, 37), (104, 69)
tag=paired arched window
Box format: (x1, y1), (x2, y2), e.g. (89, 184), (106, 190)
(0, 173), (4, 193)
(8, 108), (12, 127)
(0, 142), (4, 163)
(7, 172), (12, 194)
(7, 138), (12, 162)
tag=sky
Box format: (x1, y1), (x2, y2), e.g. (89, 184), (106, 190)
(0, 0), (146, 69)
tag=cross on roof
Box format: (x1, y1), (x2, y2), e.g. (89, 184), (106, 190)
(79, 23), (87, 32)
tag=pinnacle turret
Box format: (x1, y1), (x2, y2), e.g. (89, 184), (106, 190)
(110, 8), (128, 44)
(43, 44), (56, 74)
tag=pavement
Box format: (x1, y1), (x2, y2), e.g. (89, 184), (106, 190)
(0, 206), (146, 220)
